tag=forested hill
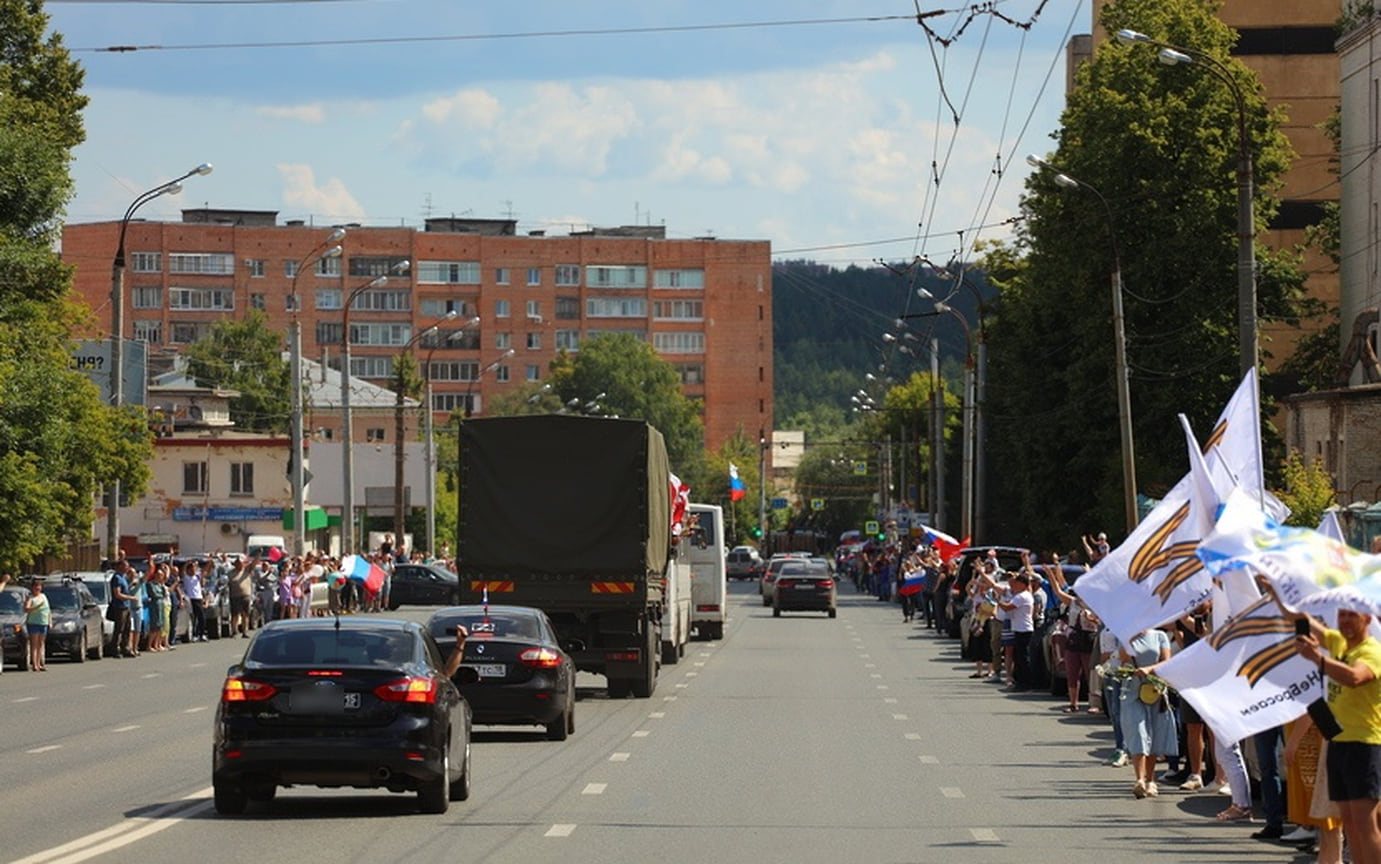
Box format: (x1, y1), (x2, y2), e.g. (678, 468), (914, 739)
(771, 260), (992, 423)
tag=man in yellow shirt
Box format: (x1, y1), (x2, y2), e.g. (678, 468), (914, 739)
(1295, 609), (1381, 864)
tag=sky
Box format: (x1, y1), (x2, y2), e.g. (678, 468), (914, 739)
(48, 0), (1089, 269)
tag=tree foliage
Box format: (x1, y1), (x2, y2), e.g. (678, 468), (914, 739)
(184, 311), (292, 433)
(1273, 450), (1336, 528)
(981, 0), (1307, 547)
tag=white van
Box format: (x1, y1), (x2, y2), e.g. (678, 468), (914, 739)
(245, 534), (287, 560)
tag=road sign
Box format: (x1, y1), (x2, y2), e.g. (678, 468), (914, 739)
(72, 339), (148, 406)
(771, 497), (788, 510)
(864, 520), (879, 535)
(810, 498), (824, 511)
(853, 461), (867, 476)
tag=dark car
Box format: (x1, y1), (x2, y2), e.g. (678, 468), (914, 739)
(944, 545), (1031, 640)
(772, 562), (837, 618)
(427, 605), (578, 741)
(40, 578), (106, 662)
(726, 546), (762, 581)
(212, 617), (472, 815)
(1, 586), (30, 670)
(388, 563), (461, 610)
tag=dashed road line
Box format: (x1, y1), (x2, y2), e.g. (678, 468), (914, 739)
(941, 787), (965, 798)
(141, 674), (160, 680)
(905, 733), (922, 741)
(884, 698), (898, 704)
(870, 674), (882, 679)
(27, 745), (60, 754)
(582, 783), (607, 795)
(970, 828), (1000, 843)
(632, 730), (650, 738)
(649, 712), (665, 718)
(14, 696), (38, 703)
(81, 684), (105, 690)
(545, 824), (576, 838)
(663, 696), (678, 702)
(183, 706), (208, 714)
(113, 725), (140, 733)
(685, 672), (698, 677)
(892, 714), (908, 720)
(919, 755), (940, 764)
(876, 685), (889, 690)
(675, 683), (689, 688)
(609, 753), (630, 762)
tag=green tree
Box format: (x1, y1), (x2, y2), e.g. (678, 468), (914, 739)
(184, 311), (292, 433)
(1273, 450), (1336, 528)
(982, 0), (1306, 546)
(792, 443), (875, 545)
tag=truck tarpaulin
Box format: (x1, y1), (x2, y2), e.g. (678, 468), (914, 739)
(458, 415), (671, 576)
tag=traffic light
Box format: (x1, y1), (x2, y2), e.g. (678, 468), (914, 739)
(751, 526), (763, 539)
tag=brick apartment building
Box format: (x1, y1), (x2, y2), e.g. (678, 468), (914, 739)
(61, 212), (774, 455)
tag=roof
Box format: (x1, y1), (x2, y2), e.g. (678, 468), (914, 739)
(285, 353), (420, 410)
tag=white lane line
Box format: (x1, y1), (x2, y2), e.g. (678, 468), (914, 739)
(545, 824), (576, 838)
(609, 753), (630, 762)
(632, 730), (650, 738)
(919, 755), (940, 764)
(884, 698), (898, 704)
(27, 745), (60, 754)
(13, 788), (213, 864)
(905, 733), (922, 741)
(663, 696), (678, 702)
(188, 663), (207, 668)
(970, 828), (1000, 843)
(183, 706), (208, 714)
(675, 683), (689, 688)
(582, 784), (606, 795)
(685, 672), (698, 677)
(870, 674), (882, 679)
(14, 696), (38, 703)
(864, 664), (876, 669)
(141, 673), (160, 680)
(649, 712), (665, 719)
(693, 662), (705, 667)
(81, 684), (105, 690)
(941, 787), (965, 798)
(859, 654), (870, 658)
(876, 685), (889, 690)
(112, 725), (140, 733)
(892, 714), (909, 721)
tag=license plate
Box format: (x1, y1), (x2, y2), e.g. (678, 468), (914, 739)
(464, 663), (506, 678)
(794, 584), (815, 590)
(291, 684), (348, 713)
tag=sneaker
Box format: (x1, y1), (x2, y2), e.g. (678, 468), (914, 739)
(1281, 827), (1317, 843)
(1145, 781), (1159, 797)
(1179, 774), (1204, 791)
(1109, 750), (1129, 767)
(1205, 778), (1228, 794)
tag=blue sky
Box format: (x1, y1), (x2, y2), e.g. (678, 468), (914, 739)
(50, 0), (1087, 267)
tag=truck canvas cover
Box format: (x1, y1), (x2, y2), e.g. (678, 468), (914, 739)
(458, 415), (671, 577)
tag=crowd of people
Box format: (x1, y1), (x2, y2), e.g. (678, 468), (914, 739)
(837, 532), (1381, 864)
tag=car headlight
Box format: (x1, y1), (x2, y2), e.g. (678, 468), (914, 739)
(53, 620), (79, 633)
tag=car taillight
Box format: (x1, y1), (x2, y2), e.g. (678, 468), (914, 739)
(696, 604), (720, 612)
(519, 647), (563, 669)
(222, 677), (277, 702)
(816, 580), (833, 589)
(374, 677), (438, 704)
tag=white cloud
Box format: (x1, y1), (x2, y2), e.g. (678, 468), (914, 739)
(421, 88), (501, 127)
(276, 164), (364, 222)
(256, 103), (328, 125)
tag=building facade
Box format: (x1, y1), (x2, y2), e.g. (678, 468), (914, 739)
(61, 213), (774, 456)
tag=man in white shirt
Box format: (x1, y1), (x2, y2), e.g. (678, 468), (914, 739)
(182, 562), (206, 642)
(999, 572), (1035, 691)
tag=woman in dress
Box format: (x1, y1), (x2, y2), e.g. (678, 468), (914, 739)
(144, 568), (168, 651)
(1122, 627), (1178, 797)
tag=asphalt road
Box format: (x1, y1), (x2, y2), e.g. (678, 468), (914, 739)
(2, 582), (1317, 864)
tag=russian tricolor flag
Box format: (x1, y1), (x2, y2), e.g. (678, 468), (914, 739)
(341, 554), (386, 592)
(921, 525), (969, 563)
(728, 463), (746, 502)
(898, 568), (927, 596)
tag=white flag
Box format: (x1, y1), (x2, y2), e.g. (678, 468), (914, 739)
(1201, 368), (1290, 523)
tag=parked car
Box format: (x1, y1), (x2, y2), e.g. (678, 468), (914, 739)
(772, 562), (837, 618)
(726, 546), (763, 581)
(212, 617), (473, 815)
(944, 546), (1030, 641)
(427, 604), (578, 741)
(1, 585), (30, 670)
(72, 571), (117, 653)
(388, 563), (461, 609)
(39, 577), (106, 662)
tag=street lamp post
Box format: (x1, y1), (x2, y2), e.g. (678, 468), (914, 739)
(340, 260), (410, 554)
(1116, 28), (1257, 381)
(463, 349), (515, 418)
(1027, 155), (1138, 533)
(391, 312), (460, 548)
(107, 162), (213, 559)
(422, 317), (480, 556)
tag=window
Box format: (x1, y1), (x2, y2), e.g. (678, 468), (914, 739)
(555, 330), (580, 351)
(351, 290), (411, 312)
(495, 332), (511, 350)
(526, 300), (541, 319)
(183, 461), (208, 494)
(525, 365), (539, 382)
(131, 285), (162, 309)
(132, 320), (162, 344)
(285, 294), (299, 313)
(587, 328), (647, 341)
(420, 328), (479, 351)
(495, 267), (510, 285)
(428, 361), (478, 382)
(170, 322), (208, 344)
(555, 264), (580, 286)
(230, 462), (254, 496)
(169, 287), (235, 311)
(653, 300), (704, 320)
(131, 252), (161, 273)
(366, 428), (386, 443)
(284, 260), (299, 278)
(316, 257), (341, 277)
(316, 322), (343, 345)
(169, 253), (234, 275)
(417, 261), (481, 285)
(676, 364), (705, 385)
(495, 299), (510, 318)
(246, 259), (266, 278)
(654, 268), (705, 289)
(586, 265), (646, 289)
(432, 393), (468, 413)
(317, 428), (334, 441)
(420, 298), (475, 318)
(349, 322), (411, 346)
(653, 331), (705, 353)
(526, 332), (542, 350)
(350, 356), (394, 379)
(250, 293), (266, 310)
(495, 365), (511, 382)
(315, 288), (342, 310)
(555, 296), (580, 319)
(587, 297), (647, 318)
(526, 267), (541, 286)
(349, 256), (409, 278)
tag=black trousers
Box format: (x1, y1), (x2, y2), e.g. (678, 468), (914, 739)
(1013, 631), (1033, 687)
(189, 598), (205, 639)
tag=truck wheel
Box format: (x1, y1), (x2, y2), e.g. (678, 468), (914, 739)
(631, 627), (657, 698)
(214, 780), (248, 816)
(661, 640), (678, 666)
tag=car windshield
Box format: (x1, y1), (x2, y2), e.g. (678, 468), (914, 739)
(447, 613), (541, 641)
(0, 591), (23, 614)
(248, 629), (415, 667)
(83, 581), (110, 603)
(43, 587), (84, 612)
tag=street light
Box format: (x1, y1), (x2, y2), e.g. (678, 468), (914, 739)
(340, 259), (410, 554)
(463, 348), (516, 418)
(391, 312), (459, 547)
(1116, 28), (1257, 381)
(107, 161), (213, 559)
(1027, 154), (1138, 533)
(422, 316), (480, 555)
(288, 228), (346, 556)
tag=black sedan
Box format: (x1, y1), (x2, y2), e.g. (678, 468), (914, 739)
(41, 578), (106, 662)
(212, 618), (472, 815)
(772, 562), (837, 618)
(388, 563), (461, 610)
(1, 586), (29, 670)
(427, 605), (577, 741)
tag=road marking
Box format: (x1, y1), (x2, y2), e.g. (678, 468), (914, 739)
(892, 714), (909, 720)
(188, 663), (207, 668)
(870, 674), (882, 679)
(675, 683), (689, 688)
(183, 706), (207, 714)
(113, 725), (140, 733)
(609, 753), (630, 762)
(864, 663), (876, 668)
(919, 755), (940, 764)
(697, 652), (712, 657)
(876, 685), (889, 690)
(13, 787), (213, 864)
(884, 698), (898, 704)
(859, 654), (870, 658)
(582, 783), (606, 795)
(545, 824), (576, 838)
(693, 662), (705, 667)
(941, 787), (965, 798)
(663, 696), (678, 702)
(632, 730), (650, 738)
(14, 696), (38, 703)
(27, 745), (60, 754)
(141, 673), (160, 680)
(970, 828), (1000, 843)
(905, 733), (922, 741)
(81, 684), (105, 690)
(649, 712), (665, 719)
(685, 672), (698, 677)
